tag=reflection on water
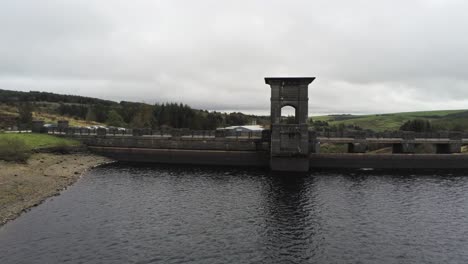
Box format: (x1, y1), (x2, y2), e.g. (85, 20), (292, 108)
(1, 164), (468, 263)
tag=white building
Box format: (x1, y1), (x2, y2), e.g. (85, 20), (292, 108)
(220, 125), (264, 132)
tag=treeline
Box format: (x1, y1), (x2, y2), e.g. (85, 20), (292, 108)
(1, 89), (268, 130)
(0, 89), (116, 106)
(311, 120), (364, 132)
(399, 119), (433, 132)
(60, 102), (265, 129)
(313, 118), (464, 134)
(398, 119), (462, 132)
(314, 119), (447, 133)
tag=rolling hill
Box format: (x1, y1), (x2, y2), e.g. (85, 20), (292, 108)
(0, 89), (268, 130)
(1, 88), (468, 132)
(312, 109), (468, 132)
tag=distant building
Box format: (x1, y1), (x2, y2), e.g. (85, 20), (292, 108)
(217, 125), (264, 137)
(220, 125), (264, 132)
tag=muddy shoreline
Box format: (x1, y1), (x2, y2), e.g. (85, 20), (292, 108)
(0, 153), (112, 226)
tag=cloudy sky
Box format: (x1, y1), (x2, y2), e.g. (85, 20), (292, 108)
(1, 0), (468, 115)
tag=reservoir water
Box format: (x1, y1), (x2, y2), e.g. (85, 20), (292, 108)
(1, 164), (468, 263)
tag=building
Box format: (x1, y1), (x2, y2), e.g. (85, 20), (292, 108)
(217, 125), (264, 137)
(221, 125), (264, 132)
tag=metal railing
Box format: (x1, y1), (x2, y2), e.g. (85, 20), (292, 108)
(47, 127), (264, 140)
(45, 127), (468, 140)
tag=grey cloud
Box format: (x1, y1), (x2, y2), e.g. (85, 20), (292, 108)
(1, 0), (468, 115)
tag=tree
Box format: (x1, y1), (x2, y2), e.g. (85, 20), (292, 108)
(280, 115), (296, 124)
(93, 104), (110, 122)
(225, 112), (249, 126)
(106, 110), (125, 127)
(118, 101), (143, 124)
(400, 119), (432, 132)
(85, 107), (97, 121)
(58, 103), (88, 119)
(17, 103), (33, 129)
(130, 105), (154, 128)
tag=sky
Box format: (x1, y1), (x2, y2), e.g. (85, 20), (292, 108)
(1, 0), (468, 115)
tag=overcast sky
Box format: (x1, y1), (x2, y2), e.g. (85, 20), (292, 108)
(1, 0), (468, 115)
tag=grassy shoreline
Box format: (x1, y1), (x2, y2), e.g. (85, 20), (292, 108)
(0, 151), (111, 226)
(0, 133), (81, 162)
(0, 133), (80, 149)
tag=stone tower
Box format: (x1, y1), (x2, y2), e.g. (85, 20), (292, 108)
(265, 77), (315, 172)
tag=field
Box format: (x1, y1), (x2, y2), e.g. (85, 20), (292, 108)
(32, 112), (102, 127)
(312, 109), (468, 132)
(0, 103), (102, 130)
(2, 93), (468, 133)
(0, 133), (80, 150)
(0, 133), (81, 161)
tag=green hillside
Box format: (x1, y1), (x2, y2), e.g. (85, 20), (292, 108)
(0, 89), (268, 130)
(311, 109), (468, 132)
(2, 88), (468, 132)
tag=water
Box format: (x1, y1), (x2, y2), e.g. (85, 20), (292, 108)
(2, 164), (468, 264)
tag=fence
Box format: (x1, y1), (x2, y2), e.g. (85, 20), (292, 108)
(47, 127), (264, 140)
(45, 127), (468, 140)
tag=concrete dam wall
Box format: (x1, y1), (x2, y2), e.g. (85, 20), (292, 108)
(88, 146), (270, 167)
(73, 135), (269, 152)
(71, 135), (271, 167)
(68, 135), (468, 170)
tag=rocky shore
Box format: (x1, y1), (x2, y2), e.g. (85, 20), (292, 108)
(0, 153), (112, 225)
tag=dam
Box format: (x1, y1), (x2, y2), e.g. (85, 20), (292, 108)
(47, 77), (468, 171)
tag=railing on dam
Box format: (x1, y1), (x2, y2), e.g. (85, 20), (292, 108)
(45, 127), (467, 154)
(46, 127), (468, 141)
(49, 128), (269, 152)
(47, 127), (265, 140)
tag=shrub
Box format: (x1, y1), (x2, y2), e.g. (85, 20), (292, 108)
(0, 137), (31, 161)
(51, 142), (74, 154)
(319, 143), (348, 153)
(400, 119), (432, 132)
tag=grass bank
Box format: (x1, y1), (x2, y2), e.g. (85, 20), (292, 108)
(0, 133), (80, 161)
(0, 133), (80, 150)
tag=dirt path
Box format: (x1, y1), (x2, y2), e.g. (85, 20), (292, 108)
(0, 153), (112, 225)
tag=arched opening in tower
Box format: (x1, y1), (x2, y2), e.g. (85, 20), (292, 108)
(280, 105), (297, 124)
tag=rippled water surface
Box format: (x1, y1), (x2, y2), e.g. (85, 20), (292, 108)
(2, 164), (468, 263)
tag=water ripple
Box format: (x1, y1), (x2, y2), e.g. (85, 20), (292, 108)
(1, 164), (468, 263)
